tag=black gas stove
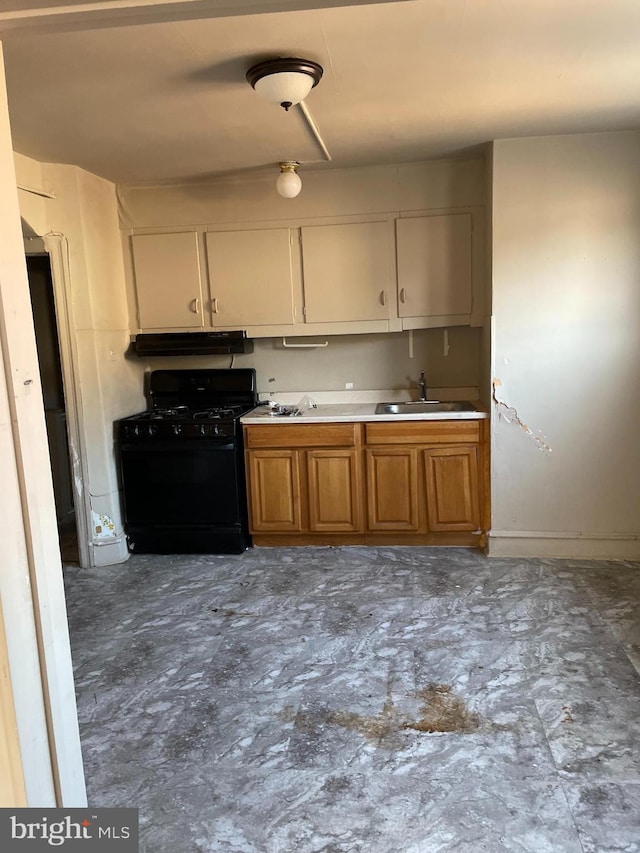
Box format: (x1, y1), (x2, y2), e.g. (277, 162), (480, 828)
(119, 405), (249, 440)
(117, 369), (257, 554)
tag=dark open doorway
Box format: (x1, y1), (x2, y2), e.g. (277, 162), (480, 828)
(27, 254), (79, 564)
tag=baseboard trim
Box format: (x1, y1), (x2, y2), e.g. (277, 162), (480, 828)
(251, 532), (483, 548)
(488, 530), (640, 561)
(90, 537), (130, 567)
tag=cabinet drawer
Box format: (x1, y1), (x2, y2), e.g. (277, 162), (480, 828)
(244, 422), (360, 449)
(365, 420), (480, 445)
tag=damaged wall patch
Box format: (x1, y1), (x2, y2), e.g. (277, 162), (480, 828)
(492, 378), (552, 453)
(92, 511), (116, 538)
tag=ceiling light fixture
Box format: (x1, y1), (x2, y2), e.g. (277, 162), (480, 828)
(276, 161), (302, 198)
(246, 57), (323, 111)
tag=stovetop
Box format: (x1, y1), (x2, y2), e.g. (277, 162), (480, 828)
(118, 368), (258, 441)
(131, 405), (249, 421)
(119, 404), (256, 441)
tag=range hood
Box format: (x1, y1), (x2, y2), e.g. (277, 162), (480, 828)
(133, 331), (253, 357)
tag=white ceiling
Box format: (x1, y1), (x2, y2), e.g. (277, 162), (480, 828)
(2, 0), (640, 185)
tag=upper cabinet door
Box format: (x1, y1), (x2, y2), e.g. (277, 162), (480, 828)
(206, 229), (295, 327)
(131, 232), (203, 330)
(396, 213), (472, 320)
(300, 221), (392, 324)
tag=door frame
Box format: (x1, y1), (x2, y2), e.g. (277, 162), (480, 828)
(25, 235), (92, 569)
(0, 593), (27, 806)
(1, 41), (86, 807)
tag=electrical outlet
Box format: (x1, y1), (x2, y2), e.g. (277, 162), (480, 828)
(345, 382), (354, 390)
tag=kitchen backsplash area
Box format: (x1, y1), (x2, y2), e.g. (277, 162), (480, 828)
(137, 326), (482, 403)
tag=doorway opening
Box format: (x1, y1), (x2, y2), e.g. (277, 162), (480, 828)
(26, 254), (78, 564)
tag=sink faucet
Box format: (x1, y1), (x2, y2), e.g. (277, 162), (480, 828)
(418, 370), (427, 401)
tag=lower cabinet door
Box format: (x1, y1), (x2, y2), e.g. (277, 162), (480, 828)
(306, 449), (362, 532)
(247, 450), (303, 532)
(423, 446), (480, 532)
(366, 447), (419, 530)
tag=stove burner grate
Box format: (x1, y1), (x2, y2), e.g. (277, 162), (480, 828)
(192, 406), (242, 420)
(149, 406), (189, 420)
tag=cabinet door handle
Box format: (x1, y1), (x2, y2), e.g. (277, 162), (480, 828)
(400, 288), (407, 303)
(380, 290), (387, 306)
(190, 297), (200, 314)
(212, 297), (219, 314)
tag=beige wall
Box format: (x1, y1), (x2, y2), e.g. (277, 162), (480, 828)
(139, 328), (481, 400)
(118, 158), (487, 229)
(16, 154), (146, 566)
(121, 157), (487, 398)
(490, 131), (640, 559)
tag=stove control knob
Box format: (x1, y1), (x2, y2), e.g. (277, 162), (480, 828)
(132, 424), (141, 437)
(147, 424), (157, 436)
(213, 425), (222, 435)
(198, 424), (209, 435)
(172, 424), (182, 436)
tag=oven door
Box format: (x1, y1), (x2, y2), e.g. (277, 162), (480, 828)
(119, 438), (243, 526)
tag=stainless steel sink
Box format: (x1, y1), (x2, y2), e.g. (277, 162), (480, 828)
(375, 401), (476, 415)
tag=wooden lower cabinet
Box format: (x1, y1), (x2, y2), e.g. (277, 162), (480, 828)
(423, 445), (480, 532)
(363, 420), (485, 543)
(244, 418), (488, 547)
(244, 423), (364, 543)
(247, 449), (303, 532)
(307, 449), (362, 532)
(365, 447), (419, 530)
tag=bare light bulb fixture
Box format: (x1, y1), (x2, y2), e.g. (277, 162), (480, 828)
(246, 57), (323, 111)
(276, 162), (302, 198)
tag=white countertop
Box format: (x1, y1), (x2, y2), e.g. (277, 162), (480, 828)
(241, 401), (488, 424)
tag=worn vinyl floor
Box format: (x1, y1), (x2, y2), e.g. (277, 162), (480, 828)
(62, 547), (640, 853)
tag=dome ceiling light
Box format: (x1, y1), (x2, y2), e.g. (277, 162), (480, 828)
(246, 57), (323, 111)
(276, 161), (302, 198)
(246, 56), (329, 200)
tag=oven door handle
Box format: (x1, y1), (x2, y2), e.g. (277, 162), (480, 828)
(120, 439), (236, 452)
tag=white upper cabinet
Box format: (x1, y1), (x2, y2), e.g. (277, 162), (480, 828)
(396, 213), (472, 326)
(129, 210), (482, 335)
(131, 231), (203, 330)
(300, 221), (393, 325)
(205, 228), (295, 328)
